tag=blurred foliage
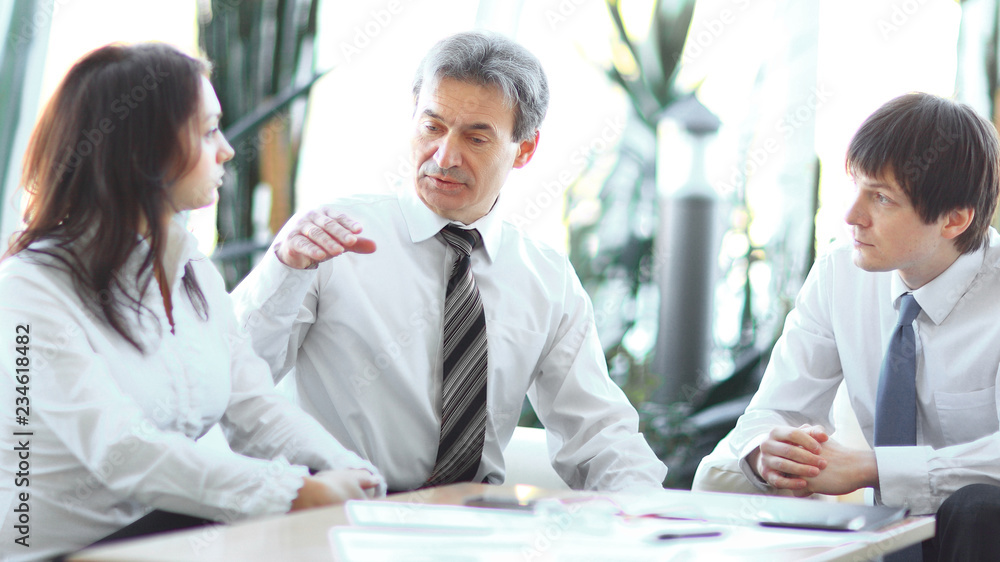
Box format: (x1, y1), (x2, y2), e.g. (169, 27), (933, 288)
(565, 0), (695, 402)
(561, 0), (774, 489)
(605, 0), (695, 128)
(199, 0), (321, 289)
(576, 0), (696, 399)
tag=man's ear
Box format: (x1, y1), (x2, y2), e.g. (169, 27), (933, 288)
(941, 207), (974, 240)
(512, 131), (539, 169)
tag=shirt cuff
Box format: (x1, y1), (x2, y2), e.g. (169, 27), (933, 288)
(736, 436), (772, 492)
(237, 458), (311, 519)
(247, 246), (318, 315)
(309, 453), (386, 497)
(874, 445), (933, 514)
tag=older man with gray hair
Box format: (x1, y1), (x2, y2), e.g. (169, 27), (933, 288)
(232, 31), (666, 493)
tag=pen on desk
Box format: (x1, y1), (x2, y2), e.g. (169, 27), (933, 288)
(654, 531), (723, 541)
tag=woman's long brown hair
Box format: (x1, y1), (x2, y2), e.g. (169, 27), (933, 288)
(6, 43), (211, 351)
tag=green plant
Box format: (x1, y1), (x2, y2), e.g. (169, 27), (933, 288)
(564, 0), (781, 489)
(566, 0), (697, 406)
(199, 0), (322, 288)
(605, 0), (696, 129)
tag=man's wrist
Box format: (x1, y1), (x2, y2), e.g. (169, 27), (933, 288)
(747, 447), (764, 481)
(859, 449), (879, 490)
(273, 243), (318, 270)
(740, 446), (773, 490)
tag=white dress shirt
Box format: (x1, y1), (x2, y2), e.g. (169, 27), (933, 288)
(231, 190), (667, 492)
(0, 219), (378, 562)
(721, 230), (1000, 515)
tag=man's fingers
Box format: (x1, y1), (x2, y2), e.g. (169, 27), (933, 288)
(296, 228), (375, 258)
(772, 426), (823, 455)
(788, 429), (823, 454)
(757, 427), (829, 484)
(319, 210), (364, 234)
(276, 210), (377, 268)
(761, 435), (824, 468)
(312, 210), (369, 245)
(762, 467), (809, 490)
(798, 424), (830, 443)
(349, 237), (377, 254)
(310, 212), (377, 255)
(760, 446), (822, 478)
(300, 222), (348, 257)
(313, 213), (357, 243)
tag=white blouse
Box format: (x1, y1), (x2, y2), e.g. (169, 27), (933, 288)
(0, 219), (379, 561)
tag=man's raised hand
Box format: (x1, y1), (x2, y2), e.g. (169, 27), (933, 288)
(274, 208), (376, 269)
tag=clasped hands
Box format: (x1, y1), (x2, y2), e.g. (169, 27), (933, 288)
(749, 424), (878, 497)
(274, 208), (376, 269)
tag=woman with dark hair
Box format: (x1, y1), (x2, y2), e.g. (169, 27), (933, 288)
(0, 42), (383, 561)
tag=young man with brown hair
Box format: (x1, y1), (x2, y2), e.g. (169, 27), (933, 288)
(696, 92), (1000, 560)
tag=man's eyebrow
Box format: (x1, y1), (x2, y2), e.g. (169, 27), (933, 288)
(421, 108), (498, 136)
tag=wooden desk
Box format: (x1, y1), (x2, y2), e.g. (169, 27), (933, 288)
(68, 484), (933, 561)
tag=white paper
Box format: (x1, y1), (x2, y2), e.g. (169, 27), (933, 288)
(330, 500), (881, 561)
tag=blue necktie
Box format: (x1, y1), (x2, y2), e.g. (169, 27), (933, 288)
(875, 293), (923, 562)
(874, 293), (922, 447)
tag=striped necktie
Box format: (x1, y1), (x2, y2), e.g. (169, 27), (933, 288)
(424, 225), (488, 486)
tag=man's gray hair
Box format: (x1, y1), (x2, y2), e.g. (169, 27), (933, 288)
(412, 31), (549, 142)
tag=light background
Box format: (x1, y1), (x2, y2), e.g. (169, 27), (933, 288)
(33, 0), (962, 257)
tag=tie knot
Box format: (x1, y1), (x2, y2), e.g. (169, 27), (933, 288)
(441, 225), (480, 257)
(897, 293), (922, 326)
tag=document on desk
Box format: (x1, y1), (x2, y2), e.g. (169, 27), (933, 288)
(328, 500), (891, 561)
(614, 488), (909, 532)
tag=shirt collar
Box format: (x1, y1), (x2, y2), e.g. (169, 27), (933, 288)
(890, 242), (987, 326)
(130, 216), (203, 291)
(164, 216), (203, 286)
(399, 188), (501, 262)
